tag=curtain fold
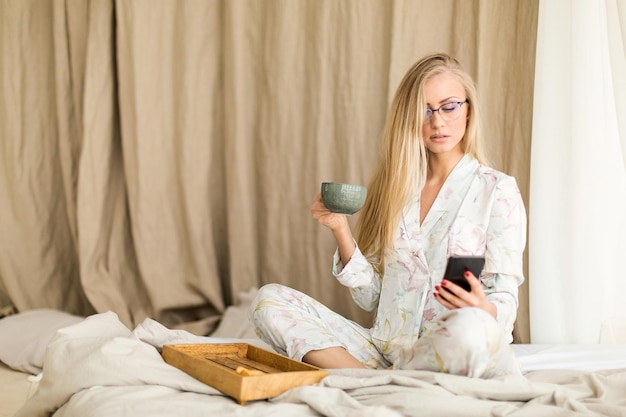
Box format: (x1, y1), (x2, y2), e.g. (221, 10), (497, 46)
(530, 0), (626, 343)
(1, 0), (538, 341)
(0, 0), (92, 315)
(78, 0), (146, 327)
(111, 0), (227, 332)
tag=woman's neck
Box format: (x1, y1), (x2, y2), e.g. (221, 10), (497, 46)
(427, 151), (465, 183)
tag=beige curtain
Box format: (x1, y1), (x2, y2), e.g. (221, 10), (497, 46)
(0, 0), (538, 341)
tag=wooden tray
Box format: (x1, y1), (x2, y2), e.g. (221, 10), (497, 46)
(162, 343), (329, 405)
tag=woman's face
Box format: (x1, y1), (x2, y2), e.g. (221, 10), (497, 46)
(421, 72), (468, 158)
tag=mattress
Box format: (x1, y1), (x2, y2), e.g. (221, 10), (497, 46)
(513, 343), (626, 372)
(0, 363), (38, 417)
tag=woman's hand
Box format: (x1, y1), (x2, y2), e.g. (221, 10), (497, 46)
(310, 193), (356, 265)
(434, 271), (497, 319)
(310, 193), (350, 233)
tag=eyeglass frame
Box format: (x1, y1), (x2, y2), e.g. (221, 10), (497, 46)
(424, 100), (469, 122)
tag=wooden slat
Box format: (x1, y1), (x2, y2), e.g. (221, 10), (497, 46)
(205, 356), (245, 371)
(205, 356), (281, 374)
(227, 356), (282, 374)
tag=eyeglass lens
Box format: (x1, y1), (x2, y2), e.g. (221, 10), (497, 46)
(425, 101), (466, 122)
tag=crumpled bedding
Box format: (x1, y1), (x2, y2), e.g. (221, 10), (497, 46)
(14, 312), (626, 417)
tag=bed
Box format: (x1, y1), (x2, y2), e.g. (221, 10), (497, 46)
(0, 363), (38, 417)
(2, 297), (626, 417)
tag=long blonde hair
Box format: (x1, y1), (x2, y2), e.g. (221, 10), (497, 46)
(355, 53), (488, 274)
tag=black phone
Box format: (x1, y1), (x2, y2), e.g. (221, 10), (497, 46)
(442, 256), (485, 292)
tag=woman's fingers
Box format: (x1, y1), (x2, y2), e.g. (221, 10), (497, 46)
(434, 291), (455, 309)
(310, 193), (325, 213)
(310, 192), (348, 230)
(435, 273), (483, 308)
(466, 271), (483, 294)
(435, 272), (497, 318)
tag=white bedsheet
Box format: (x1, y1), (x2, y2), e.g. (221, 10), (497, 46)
(513, 343), (626, 372)
(11, 311), (626, 417)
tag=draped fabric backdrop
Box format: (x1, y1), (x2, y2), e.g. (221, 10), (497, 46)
(530, 0), (626, 343)
(0, 0), (538, 341)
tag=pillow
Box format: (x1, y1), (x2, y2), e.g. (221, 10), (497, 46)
(0, 309), (84, 374)
(210, 288), (260, 340)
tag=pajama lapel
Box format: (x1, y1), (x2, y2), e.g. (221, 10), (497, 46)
(420, 155), (480, 244)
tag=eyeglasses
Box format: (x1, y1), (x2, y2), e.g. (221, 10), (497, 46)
(424, 100), (468, 122)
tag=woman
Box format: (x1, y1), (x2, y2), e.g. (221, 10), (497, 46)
(249, 53), (526, 378)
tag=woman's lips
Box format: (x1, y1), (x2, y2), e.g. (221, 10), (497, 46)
(429, 134), (448, 142)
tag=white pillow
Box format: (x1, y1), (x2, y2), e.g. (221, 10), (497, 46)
(0, 309), (84, 374)
(210, 288), (260, 340)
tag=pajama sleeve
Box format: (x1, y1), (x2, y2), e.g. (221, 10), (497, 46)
(332, 245), (382, 312)
(482, 175), (527, 338)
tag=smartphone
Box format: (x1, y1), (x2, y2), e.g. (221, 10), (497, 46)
(442, 256), (485, 292)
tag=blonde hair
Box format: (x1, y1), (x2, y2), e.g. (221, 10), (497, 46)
(355, 53), (488, 274)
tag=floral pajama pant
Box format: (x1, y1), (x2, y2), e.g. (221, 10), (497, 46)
(249, 283), (521, 378)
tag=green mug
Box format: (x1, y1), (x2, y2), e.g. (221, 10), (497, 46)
(321, 182), (367, 215)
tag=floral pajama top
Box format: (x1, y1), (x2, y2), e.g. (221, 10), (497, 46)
(333, 154), (527, 364)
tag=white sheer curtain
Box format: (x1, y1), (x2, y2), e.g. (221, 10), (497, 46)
(529, 0), (626, 343)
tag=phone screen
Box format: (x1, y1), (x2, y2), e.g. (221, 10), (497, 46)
(443, 256), (485, 292)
